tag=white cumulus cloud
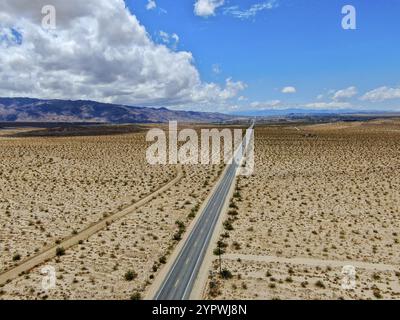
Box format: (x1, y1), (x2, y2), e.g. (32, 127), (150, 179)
(332, 86), (357, 101)
(194, 0), (225, 17)
(0, 0), (245, 109)
(158, 30), (179, 49)
(281, 86), (296, 94)
(146, 0), (157, 10)
(360, 86), (400, 102)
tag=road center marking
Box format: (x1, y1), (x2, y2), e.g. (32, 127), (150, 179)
(174, 279), (180, 287)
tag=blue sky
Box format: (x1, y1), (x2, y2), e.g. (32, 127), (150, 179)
(1, 0), (399, 113)
(127, 0), (400, 111)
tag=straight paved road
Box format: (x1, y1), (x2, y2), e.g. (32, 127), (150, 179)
(154, 122), (254, 300)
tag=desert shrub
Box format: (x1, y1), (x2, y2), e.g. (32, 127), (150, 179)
(130, 292), (141, 300)
(228, 210), (238, 216)
(229, 202), (238, 209)
(373, 289), (382, 299)
(223, 220), (234, 231)
(12, 254), (21, 261)
(175, 220), (186, 232)
(220, 269), (233, 279)
(188, 211), (196, 219)
(372, 273), (380, 280)
(124, 270), (138, 281)
(217, 240), (227, 248)
(209, 280), (220, 297)
(232, 241), (241, 250)
(213, 248), (225, 256)
(173, 221), (186, 241)
(173, 232), (182, 241)
(56, 247), (65, 257)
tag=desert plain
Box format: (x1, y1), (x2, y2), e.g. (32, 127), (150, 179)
(205, 119), (400, 300)
(0, 119), (399, 300)
(0, 126), (222, 299)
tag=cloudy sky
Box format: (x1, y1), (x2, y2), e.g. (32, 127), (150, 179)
(0, 0), (399, 113)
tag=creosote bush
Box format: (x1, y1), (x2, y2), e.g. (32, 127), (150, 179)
(124, 270), (138, 281)
(56, 247), (65, 257)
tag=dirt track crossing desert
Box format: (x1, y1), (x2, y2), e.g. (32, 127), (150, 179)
(205, 120), (400, 300)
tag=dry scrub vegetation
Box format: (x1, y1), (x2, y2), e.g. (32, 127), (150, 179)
(0, 133), (175, 273)
(207, 119), (400, 300)
(207, 259), (400, 300)
(0, 128), (223, 300)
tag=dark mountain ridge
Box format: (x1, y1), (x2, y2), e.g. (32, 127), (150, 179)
(0, 97), (237, 123)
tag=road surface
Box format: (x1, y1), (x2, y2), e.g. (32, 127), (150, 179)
(154, 122), (254, 300)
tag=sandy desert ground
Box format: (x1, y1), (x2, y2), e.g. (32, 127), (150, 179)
(1, 119), (399, 300)
(0, 127), (223, 299)
(0, 133), (176, 274)
(205, 119), (400, 300)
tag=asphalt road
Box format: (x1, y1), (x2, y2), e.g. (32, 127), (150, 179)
(154, 123), (254, 300)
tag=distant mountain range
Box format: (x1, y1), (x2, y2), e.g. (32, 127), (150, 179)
(0, 97), (237, 123)
(1, 98), (396, 123)
(229, 108), (399, 117)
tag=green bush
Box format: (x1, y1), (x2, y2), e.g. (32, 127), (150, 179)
(173, 232), (182, 241)
(220, 269), (233, 279)
(124, 270), (138, 281)
(130, 292), (141, 300)
(56, 247), (65, 257)
(223, 220), (234, 231)
(12, 254), (21, 261)
(229, 202), (238, 209)
(213, 248), (225, 256)
(228, 210), (238, 216)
